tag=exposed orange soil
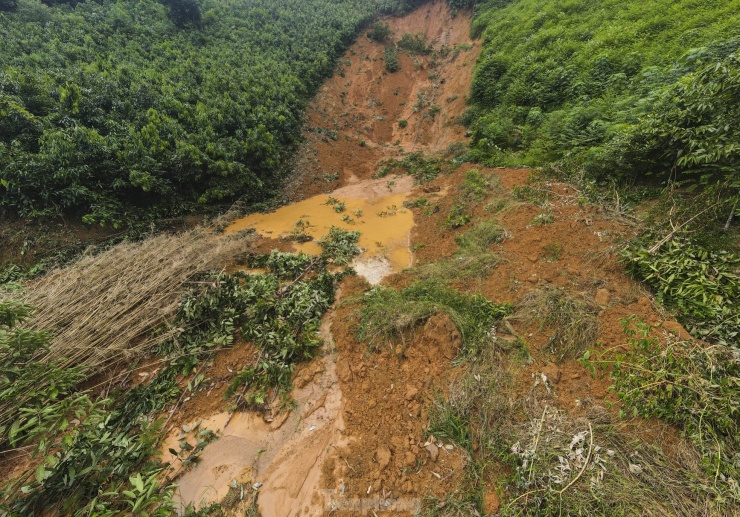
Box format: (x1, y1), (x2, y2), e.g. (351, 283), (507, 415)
(0, 2), (700, 516)
(131, 2), (693, 515)
(285, 0), (479, 201)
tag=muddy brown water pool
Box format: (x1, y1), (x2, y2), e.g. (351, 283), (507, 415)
(225, 177), (415, 285)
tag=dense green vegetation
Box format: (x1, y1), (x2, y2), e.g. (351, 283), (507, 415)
(0, 228), (359, 513)
(622, 240), (740, 345)
(585, 318), (740, 506)
(466, 0), (739, 218)
(0, 0), (423, 227)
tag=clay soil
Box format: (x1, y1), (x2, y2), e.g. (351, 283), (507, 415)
(0, 1), (694, 516)
(151, 1), (697, 515)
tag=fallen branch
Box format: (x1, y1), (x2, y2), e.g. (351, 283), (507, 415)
(648, 203), (720, 254)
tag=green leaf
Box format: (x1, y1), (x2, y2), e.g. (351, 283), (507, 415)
(34, 463), (47, 483)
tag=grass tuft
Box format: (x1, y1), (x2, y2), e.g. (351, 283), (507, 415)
(515, 286), (599, 360)
(357, 280), (511, 355)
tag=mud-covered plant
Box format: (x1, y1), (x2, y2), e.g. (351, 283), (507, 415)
(542, 241), (563, 262)
(513, 184), (550, 206)
(621, 238), (740, 345)
(3, 397), (176, 516)
(375, 152), (447, 182)
(264, 251), (316, 280)
(516, 286), (599, 360)
(530, 210), (554, 225)
(317, 226), (361, 265)
(583, 318), (740, 503)
(445, 203), (472, 228)
(284, 219), (313, 243)
(461, 169), (497, 201)
(455, 218), (505, 252)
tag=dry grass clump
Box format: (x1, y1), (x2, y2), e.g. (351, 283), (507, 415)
(426, 340), (726, 516)
(514, 286), (599, 360)
(25, 229), (250, 372)
(499, 402), (719, 516)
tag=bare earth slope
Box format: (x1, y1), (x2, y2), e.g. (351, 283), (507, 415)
(162, 2), (700, 516)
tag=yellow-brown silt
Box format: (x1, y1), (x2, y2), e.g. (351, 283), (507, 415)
(225, 177), (415, 282)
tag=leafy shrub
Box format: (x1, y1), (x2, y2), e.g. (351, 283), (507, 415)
(585, 318), (740, 504)
(398, 32), (432, 55)
(317, 226), (361, 265)
(640, 49), (739, 191)
(0, 297), (89, 449)
(367, 21), (392, 42)
(384, 44), (399, 72)
(446, 0), (481, 9)
(445, 203), (472, 228)
(0, 295), (177, 515)
(621, 239), (740, 345)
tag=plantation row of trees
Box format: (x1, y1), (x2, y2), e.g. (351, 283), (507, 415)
(0, 0), (424, 227)
(466, 0), (739, 214)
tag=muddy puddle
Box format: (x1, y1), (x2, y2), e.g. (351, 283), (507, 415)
(226, 177), (415, 284)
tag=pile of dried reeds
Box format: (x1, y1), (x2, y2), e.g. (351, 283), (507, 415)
(25, 229), (249, 372)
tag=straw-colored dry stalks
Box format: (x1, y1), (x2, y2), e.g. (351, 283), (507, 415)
(514, 286), (600, 360)
(24, 229), (250, 373)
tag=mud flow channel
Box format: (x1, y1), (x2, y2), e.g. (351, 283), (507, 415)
(226, 176), (416, 284)
(166, 176), (415, 513)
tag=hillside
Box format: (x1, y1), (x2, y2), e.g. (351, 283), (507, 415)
(0, 0), (738, 516)
(0, 0), (421, 228)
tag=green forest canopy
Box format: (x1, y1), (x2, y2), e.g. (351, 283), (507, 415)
(2, 0), (738, 228)
(0, 0), (422, 227)
(466, 0), (739, 208)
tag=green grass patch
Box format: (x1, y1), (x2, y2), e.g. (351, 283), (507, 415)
(357, 279), (511, 355)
